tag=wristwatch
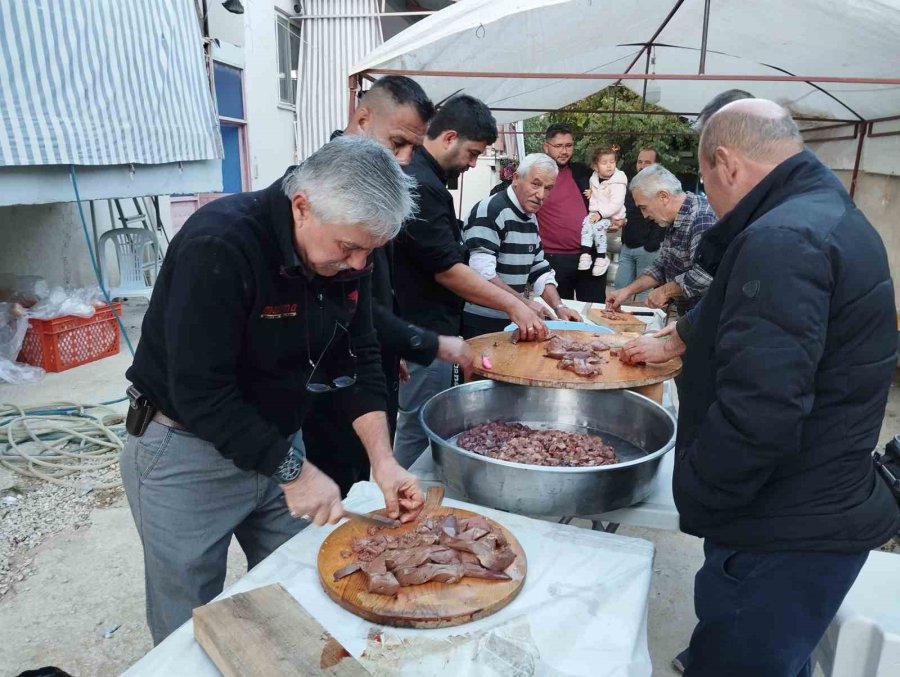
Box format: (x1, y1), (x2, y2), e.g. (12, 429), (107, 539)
(273, 438), (305, 484)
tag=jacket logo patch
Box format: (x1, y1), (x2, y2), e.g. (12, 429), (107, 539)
(261, 303), (297, 319)
(742, 280), (760, 298)
(347, 290), (359, 304)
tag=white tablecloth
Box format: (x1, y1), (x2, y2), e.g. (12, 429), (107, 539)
(124, 482), (656, 677)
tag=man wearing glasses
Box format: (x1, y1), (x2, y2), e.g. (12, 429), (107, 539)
(120, 137), (425, 644)
(537, 123), (609, 303)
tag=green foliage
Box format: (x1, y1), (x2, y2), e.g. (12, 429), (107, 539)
(523, 87), (699, 178)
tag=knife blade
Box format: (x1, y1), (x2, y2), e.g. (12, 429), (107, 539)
(342, 509), (401, 529)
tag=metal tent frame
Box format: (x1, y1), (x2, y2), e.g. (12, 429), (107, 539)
(347, 0), (900, 197)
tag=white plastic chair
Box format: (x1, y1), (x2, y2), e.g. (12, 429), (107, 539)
(97, 227), (160, 300)
(812, 549), (900, 676)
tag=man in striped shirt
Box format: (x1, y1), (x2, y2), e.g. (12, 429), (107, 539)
(462, 153), (582, 337)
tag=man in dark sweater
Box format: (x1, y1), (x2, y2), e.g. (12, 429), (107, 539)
(615, 147), (664, 298)
(669, 100), (899, 676)
(121, 137), (424, 644)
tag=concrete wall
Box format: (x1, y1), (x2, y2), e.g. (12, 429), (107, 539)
(806, 130), (900, 306)
(0, 197), (175, 288)
(831, 170), (900, 306)
(450, 153), (500, 221)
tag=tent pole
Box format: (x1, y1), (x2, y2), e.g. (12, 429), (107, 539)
(849, 123), (865, 199)
(611, 87), (618, 136)
(699, 0), (711, 74)
(348, 74), (359, 118)
(641, 51), (651, 110)
(615, 0), (687, 86)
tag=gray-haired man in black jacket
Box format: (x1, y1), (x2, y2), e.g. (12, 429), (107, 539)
(121, 137), (425, 644)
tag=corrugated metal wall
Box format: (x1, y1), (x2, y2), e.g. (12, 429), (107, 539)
(0, 0), (222, 167)
(294, 0), (383, 161)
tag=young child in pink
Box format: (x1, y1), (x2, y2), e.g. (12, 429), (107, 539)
(579, 146), (627, 276)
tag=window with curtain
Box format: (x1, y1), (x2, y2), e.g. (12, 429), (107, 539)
(276, 15), (302, 106)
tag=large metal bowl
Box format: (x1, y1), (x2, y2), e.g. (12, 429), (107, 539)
(420, 381), (676, 516)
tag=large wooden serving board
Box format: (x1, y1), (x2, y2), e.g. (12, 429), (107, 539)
(468, 330), (681, 390)
(318, 507), (526, 629)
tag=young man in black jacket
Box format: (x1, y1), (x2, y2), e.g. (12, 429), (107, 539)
(121, 137), (424, 644)
(671, 100), (899, 676)
(392, 96), (550, 468)
(306, 76), (474, 493)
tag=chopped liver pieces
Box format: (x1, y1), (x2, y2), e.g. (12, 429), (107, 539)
(543, 336), (610, 377)
(334, 513), (516, 596)
(457, 422), (618, 467)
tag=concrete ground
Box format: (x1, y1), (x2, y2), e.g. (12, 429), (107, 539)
(1, 300), (897, 676)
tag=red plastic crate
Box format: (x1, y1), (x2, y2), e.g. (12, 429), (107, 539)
(18, 303), (122, 372)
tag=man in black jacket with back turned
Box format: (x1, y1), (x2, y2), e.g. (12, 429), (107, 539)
(672, 100), (899, 676)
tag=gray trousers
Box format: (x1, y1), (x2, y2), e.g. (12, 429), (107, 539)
(615, 245), (660, 299)
(393, 360), (454, 469)
(120, 421), (306, 645)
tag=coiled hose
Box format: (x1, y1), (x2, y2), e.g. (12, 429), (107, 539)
(0, 401), (126, 490)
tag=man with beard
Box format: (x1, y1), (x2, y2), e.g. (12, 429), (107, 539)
(536, 123), (608, 302)
(391, 95), (550, 468)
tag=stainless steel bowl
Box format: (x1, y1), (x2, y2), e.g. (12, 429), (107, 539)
(420, 381), (676, 516)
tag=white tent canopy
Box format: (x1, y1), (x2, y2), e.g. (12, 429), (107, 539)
(351, 0), (900, 126)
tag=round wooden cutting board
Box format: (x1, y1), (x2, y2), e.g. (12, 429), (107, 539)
(318, 508), (526, 629)
(468, 330), (681, 390)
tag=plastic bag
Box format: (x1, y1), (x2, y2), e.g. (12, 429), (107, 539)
(0, 301), (44, 384)
(0, 357), (44, 384)
(0, 274), (50, 307)
(28, 286), (105, 320)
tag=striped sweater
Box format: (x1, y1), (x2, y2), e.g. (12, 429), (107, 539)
(463, 187), (552, 320)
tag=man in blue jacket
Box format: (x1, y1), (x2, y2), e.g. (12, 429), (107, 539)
(672, 99), (899, 676)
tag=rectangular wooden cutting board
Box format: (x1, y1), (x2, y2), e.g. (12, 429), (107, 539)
(587, 307), (648, 333)
(193, 583), (366, 676)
